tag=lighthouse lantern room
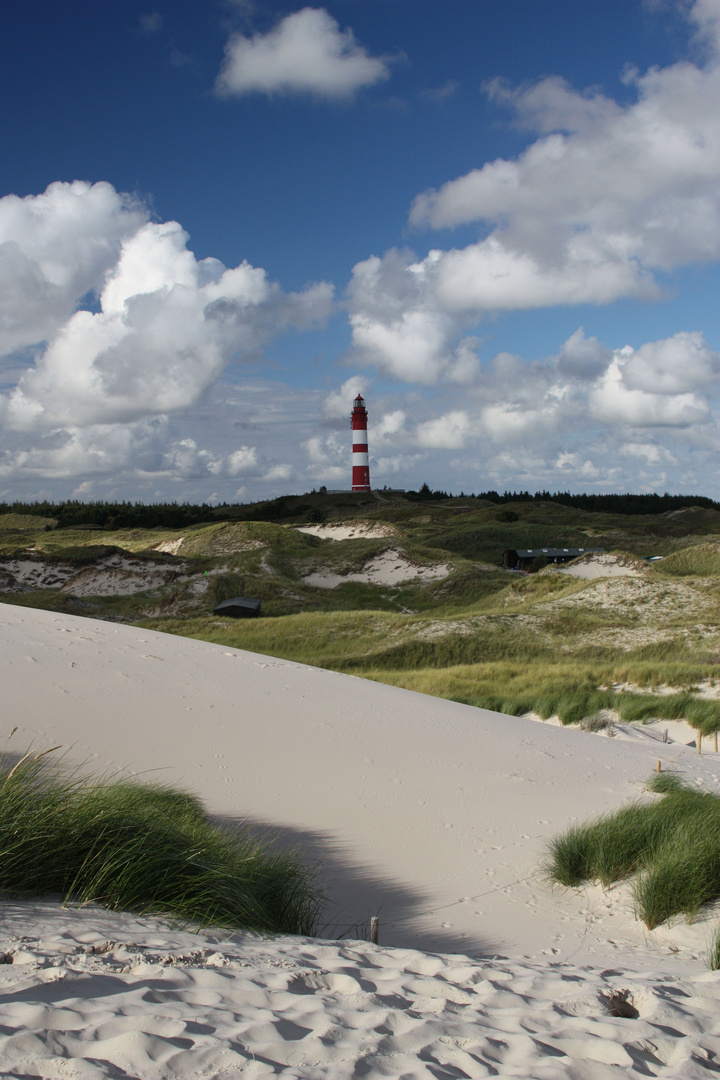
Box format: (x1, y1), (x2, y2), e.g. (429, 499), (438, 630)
(351, 394), (371, 492)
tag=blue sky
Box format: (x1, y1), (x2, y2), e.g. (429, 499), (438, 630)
(1, 0), (719, 503)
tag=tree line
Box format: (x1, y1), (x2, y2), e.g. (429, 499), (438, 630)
(0, 500), (218, 530)
(2, 488), (719, 528)
(411, 484), (720, 515)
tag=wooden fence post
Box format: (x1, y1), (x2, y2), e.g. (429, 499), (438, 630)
(370, 916), (379, 945)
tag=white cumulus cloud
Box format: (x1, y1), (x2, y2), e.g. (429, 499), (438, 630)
(589, 348), (713, 428)
(227, 446), (258, 474)
(621, 442), (676, 465)
(0, 181), (147, 356)
(474, 329), (718, 439)
(263, 463), (293, 482)
(557, 328), (613, 381)
(620, 331), (719, 394)
(347, 250), (481, 383)
(375, 409), (406, 440)
(322, 375), (367, 419)
(215, 7), (391, 99)
(347, 0), (720, 383)
(416, 410), (470, 449)
(410, 40), (720, 283)
(0, 183), (333, 430)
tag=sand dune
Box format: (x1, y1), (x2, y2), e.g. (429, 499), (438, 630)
(558, 552), (645, 579)
(303, 548), (451, 588)
(0, 553), (182, 596)
(3, 601), (720, 1076)
(295, 521), (399, 541)
(2, 901), (720, 1079)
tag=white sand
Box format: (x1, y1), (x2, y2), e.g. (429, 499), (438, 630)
(154, 537), (185, 555)
(304, 548), (451, 588)
(3, 902), (720, 1080)
(0, 553), (182, 597)
(557, 552), (645, 579)
(3, 601), (720, 1077)
(295, 522), (399, 541)
(525, 711), (704, 747)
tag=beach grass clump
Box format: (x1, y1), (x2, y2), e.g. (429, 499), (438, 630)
(685, 698), (720, 736)
(0, 748), (321, 935)
(708, 926), (720, 970)
(546, 776), (720, 928)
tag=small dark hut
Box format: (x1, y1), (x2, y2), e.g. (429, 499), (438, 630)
(503, 547), (605, 570)
(212, 596), (262, 618)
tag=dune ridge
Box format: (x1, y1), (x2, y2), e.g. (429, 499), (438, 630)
(3, 601), (720, 1075)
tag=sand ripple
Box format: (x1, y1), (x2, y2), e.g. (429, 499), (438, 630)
(1, 903), (720, 1079)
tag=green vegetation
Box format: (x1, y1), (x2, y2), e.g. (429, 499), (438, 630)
(0, 747), (321, 934)
(141, 596), (720, 733)
(650, 543), (720, 578)
(708, 925), (720, 970)
(546, 775), (720, 929)
(3, 489), (719, 529)
(4, 493), (720, 735)
(0, 512), (57, 531)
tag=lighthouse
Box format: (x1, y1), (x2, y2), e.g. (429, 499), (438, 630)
(351, 394), (371, 492)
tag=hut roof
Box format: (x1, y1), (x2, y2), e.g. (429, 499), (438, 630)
(511, 547), (605, 558)
(213, 596), (261, 615)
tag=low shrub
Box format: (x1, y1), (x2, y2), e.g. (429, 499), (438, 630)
(0, 748), (321, 935)
(579, 711), (615, 733)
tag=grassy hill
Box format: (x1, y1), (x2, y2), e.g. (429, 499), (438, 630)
(3, 492), (720, 734)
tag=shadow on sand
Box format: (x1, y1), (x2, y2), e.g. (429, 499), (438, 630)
(216, 813), (499, 959)
(0, 745), (498, 958)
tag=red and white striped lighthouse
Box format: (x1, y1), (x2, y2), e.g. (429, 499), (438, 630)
(351, 394), (371, 492)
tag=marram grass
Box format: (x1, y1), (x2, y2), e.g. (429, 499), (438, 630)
(708, 925), (720, 970)
(0, 746), (322, 935)
(546, 775), (720, 929)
